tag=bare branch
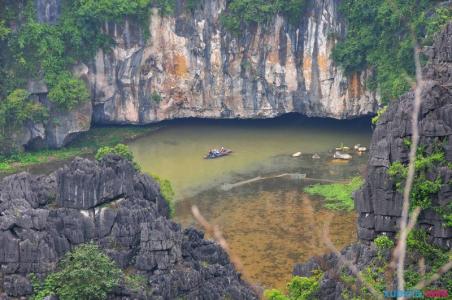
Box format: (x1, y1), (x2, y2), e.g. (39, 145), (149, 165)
(322, 223), (384, 300)
(191, 205), (244, 273)
(394, 35), (424, 300)
(414, 260), (452, 290)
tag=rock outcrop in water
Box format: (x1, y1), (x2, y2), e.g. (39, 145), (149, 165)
(292, 23), (452, 299)
(17, 0), (379, 150)
(0, 155), (257, 299)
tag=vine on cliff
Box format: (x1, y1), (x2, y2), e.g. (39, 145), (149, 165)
(388, 143), (450, 226)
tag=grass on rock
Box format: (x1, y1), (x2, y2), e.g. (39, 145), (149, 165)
(0, 125), (159, 174)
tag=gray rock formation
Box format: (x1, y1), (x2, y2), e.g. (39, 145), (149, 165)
(87, 0), (378, 124)
(291, 23), (452, 300)
(354, 23), (452, 248)
(0, 155), (257, 299)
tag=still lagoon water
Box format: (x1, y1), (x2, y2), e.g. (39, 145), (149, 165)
(128, 115), (372, 289)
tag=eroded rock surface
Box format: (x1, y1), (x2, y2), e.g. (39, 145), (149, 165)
(88, 0), (378, 124)
(292, 23), (452, 300)
(354, 23), (452, 248)
(0, 155), (256, 299)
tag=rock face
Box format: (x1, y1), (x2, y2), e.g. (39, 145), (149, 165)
(17, 0), (379, 150)
(354, 23), (452, 248)
(88, 0), (378, 124)
(0, 155), (257, 299)
(291, 23), (452, 300)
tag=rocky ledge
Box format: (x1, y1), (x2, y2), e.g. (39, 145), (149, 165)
(0, 155), (257, 299)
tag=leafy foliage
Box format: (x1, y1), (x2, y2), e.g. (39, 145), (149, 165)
(332, 0), (452, 103)
(264, 270), (323, 300)
(388, 147), (447, 214)
(96, 143), (134, 162)
(0, 89), (48, 154)
(221, 0), (307, 33)
(304, 177), (363, 211)
(371, 105), (387, 125)
(32, 243), (122, 300)
(47, 73), (90, 110)
(374, 235), (394, 255)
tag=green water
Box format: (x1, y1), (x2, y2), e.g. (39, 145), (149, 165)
(129, 115), (372, 199)
(128, 115), (373, 289)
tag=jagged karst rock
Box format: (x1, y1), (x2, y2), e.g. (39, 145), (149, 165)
(0, 155), (256, 299)
(355, 23), (452, 248)
(292, 23), (452, 300)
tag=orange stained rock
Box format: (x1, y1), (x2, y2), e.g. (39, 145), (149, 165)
(317, 53), (328, 75)
(349, 73), (362, 98)
(172, 53), (188, 77)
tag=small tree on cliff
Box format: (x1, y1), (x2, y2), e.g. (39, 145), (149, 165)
(32, 243), (122, 300)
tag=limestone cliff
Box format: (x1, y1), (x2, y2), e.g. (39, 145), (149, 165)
(17, 0), (379, 150)
(87, 0), (378, 124)
(0, 155), (257, 299)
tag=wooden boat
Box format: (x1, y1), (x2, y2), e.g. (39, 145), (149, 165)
(204, 149), (232, 159)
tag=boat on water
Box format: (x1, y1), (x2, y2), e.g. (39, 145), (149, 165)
(204, 148), (232, 159)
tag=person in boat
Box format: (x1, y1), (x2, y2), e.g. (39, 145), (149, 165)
(220, 146), (225, 153)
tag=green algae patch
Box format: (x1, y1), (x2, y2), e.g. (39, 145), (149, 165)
(304, 177), (364, 211)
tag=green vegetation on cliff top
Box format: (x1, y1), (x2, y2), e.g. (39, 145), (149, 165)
(333, 0), (452, 103)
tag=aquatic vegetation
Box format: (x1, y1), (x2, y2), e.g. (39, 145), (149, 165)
(264, 270), (323, 300)
(304, 177), (364, 211)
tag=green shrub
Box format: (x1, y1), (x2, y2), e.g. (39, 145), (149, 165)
(374, 235), (394, 252)
(95, 144), (134, 161)
(47, 73), (89, 110)
(32, 243), (122, 300)
(264, 270), (323, 300)
(304, 177), (363, 211)
(371, 106), (387, 125)
(0, 89), (48, 154)
(388, 148), (446, 213)
(264, 289), (289, 300)
(151, 174), (175, 218)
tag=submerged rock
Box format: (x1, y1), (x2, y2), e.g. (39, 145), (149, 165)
(0, 155), (257, 299)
